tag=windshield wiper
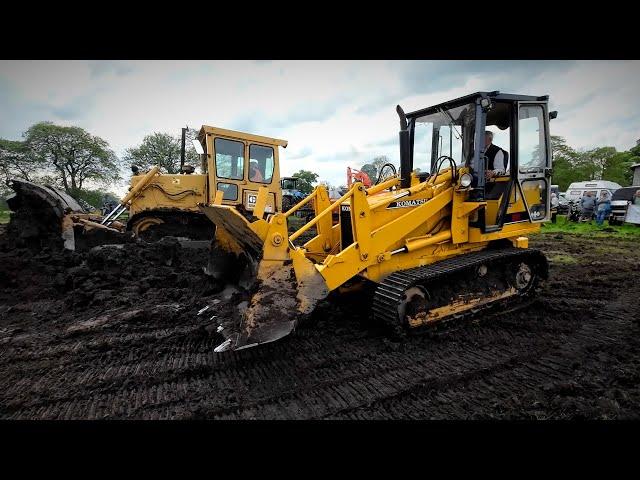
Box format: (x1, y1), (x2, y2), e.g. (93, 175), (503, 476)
(437, 107), (462, 140)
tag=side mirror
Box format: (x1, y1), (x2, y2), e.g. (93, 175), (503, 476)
(549, 111), (558, 120)
(192, 139), (204, 155)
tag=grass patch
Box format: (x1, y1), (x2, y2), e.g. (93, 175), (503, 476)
(547, 253), (579, 265)
(540, 215), (640, 238)
(0, 209), (10, 224)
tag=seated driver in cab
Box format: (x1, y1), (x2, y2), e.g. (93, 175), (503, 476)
(249, 160), (264, 182)
(484, 130), (509, 180)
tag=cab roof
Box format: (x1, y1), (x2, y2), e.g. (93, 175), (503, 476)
(405, 91), (549, 119)
(199, 125), (288, 148)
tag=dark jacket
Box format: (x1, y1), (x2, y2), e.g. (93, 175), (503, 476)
(485, 143), (509, 171)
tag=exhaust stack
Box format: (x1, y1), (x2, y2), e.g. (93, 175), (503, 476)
(397, 105), (411, 188)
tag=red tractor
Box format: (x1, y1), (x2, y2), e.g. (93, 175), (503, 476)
(346, 167), (373, 188)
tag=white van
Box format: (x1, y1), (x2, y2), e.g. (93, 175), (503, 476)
(565, 180), (622, 204)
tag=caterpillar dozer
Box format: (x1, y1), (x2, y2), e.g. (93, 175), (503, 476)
(7, 126), (289, 250)
(103, 126), (288, 240)
(201, 91), (557, 352)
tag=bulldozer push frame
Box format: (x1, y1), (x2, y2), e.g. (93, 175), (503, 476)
(201, 91), (557, 352)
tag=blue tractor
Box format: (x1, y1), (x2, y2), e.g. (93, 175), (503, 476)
(280, 176), (308, 212)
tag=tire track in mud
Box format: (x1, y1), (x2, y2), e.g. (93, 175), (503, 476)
(2, 303), (578, 420)
(326, 283), (640, 419)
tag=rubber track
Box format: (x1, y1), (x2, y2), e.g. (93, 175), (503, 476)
(372, 247), (548, 331)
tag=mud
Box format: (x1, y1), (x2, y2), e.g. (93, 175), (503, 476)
(0, 226), (639, 419)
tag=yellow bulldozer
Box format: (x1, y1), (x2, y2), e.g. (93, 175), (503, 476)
(102, 125), (288, 239)
(200, 91), (557, 352)
(7, 125), (289, 250)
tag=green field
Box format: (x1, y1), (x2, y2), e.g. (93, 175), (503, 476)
(539, 215), (640, 238)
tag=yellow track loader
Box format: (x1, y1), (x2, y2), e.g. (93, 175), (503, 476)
(201, 91), (556, 351)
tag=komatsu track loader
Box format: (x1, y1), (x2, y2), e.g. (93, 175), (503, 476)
(201, 91), (556, 352)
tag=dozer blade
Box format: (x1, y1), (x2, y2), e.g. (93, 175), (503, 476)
(7, 178), (85, 250)
(200, 204), (330, 351)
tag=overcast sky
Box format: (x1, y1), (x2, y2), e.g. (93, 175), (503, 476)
(1, 60), (639, 192)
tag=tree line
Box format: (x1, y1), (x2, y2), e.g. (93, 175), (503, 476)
(550, 136), (639, 190)
(0, 122), (200, 209)
(355, 138), (640, 193)
(2, 120), (638, 210)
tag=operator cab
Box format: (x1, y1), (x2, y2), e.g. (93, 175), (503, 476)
(403, 91), (556, 232)
(281, 176), (301, 191)
(196, 126), (287, 214)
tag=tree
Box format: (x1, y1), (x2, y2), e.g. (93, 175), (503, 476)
(124, 130), (199, 174)
(0, 138), (44, 184)
(602, 151), (639, 186)
(360, 163), (377, 182)
(74, 188), (120, 209)
(291, 169), (319, 194)
(550, 136), (593, 190)
(23, 122), (120, 196)
(371, 155), (392, 172)
(548, 136), (639, 189)
(550, 135), (577, 162)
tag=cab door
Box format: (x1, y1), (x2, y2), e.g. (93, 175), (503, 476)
(516, 102), (552, 222)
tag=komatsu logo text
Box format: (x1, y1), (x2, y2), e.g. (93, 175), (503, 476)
(387, 198), (428, 209)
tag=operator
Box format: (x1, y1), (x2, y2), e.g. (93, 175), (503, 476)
(484, 131), (509, 180)
(483, 130), (510, 201)
(249, 160), (264, 182)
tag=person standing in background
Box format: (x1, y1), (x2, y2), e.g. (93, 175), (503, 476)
(595, 190), (612, 226)
(580, 191), (596, 221)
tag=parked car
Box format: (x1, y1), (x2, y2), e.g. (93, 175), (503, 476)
(557, 194), (569, 215)
(609, 186), (640, 225)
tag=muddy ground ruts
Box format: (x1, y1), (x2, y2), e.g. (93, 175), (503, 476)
(0, 224), (639, 419)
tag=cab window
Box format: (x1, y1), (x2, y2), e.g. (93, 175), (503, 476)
(518, 105), (547, 172)
(249, 144), (274, 183)
(215, 138), (244, 180)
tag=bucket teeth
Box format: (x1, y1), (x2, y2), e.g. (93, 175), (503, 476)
(214, 338), (233, 353)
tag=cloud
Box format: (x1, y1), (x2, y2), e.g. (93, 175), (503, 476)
(287, 146), (313, 160)
(87, 61), (135, 78)
(1, 60), (639, 195)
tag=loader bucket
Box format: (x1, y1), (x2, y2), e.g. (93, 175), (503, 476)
(200, 204), (330, 351)
(7, 179), (85, 250)
(200, 204), (264, 287)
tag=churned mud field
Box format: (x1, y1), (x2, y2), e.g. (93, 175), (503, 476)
(1, 223), (639, 420)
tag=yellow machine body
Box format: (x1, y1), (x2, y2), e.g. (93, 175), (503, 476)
(201, 91), (554, 351)
(203, 168), (540, 294)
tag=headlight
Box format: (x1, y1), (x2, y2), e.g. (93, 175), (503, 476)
(459, 173), (473, 188)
